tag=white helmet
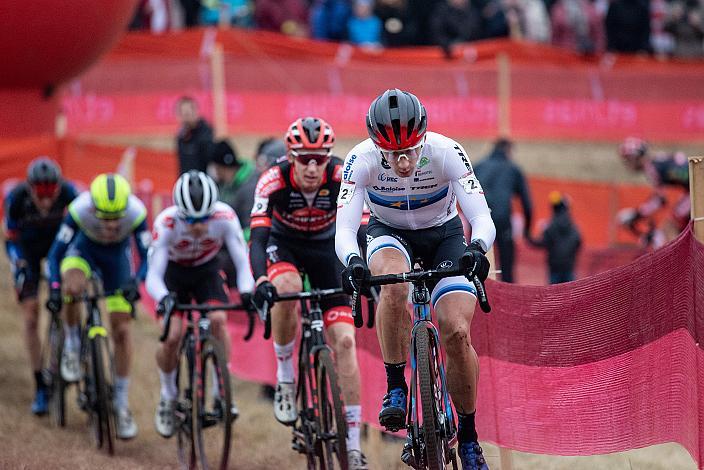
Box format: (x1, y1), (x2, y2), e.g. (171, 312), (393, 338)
(173, 170), (219, 220)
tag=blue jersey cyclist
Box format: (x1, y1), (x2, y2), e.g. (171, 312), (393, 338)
(3, 157), (78, 415)
(335, 89), (496, 470)
(46, 173), (150, 440)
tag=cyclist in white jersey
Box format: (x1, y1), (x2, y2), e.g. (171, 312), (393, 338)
(146, 171), (254, 438)
(335, 89), (496, 470)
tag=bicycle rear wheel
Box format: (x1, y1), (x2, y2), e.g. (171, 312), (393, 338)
(176, 342), (197, 469)
(193, 338), (232, 470)
(315, 349), (348, 470)
(89, 335), (116, 455)
(416, 327), (444, 470)
(46, 314), (66, 427)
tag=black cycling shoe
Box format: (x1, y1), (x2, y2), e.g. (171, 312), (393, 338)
(378, 388), (407, 432)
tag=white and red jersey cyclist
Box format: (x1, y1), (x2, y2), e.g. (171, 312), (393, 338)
(146, 201), (254, 302)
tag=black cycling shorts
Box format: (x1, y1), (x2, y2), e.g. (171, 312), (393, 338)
(265, 235), (349, 313)
(365, 216), (468, 293)
(164, 257), (229, 306)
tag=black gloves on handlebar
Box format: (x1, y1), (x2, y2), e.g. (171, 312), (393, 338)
(120, 278), (141, 303)
(157, 293), (177, 318)
(46, 287), (63, 315)
(240, 292), (255, 313)
(459, 241), (490, 282)
(341, 255), (371, 296)
(253, 281), (277, 321)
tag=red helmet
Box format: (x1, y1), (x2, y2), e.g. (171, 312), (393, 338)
(367, 88), (427, 151)
(285, 117), (335, 154)
(619, 137), (648, 166)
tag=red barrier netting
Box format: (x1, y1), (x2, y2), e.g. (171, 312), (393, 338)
(57, 29), (704, 141)
(212, 224), (703, 465)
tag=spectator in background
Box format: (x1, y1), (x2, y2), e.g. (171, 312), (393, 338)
(175, 96), (214, 174)
(311, 0), (352, 41)
(129, 0), (171, 33)
(201, 0), (254, 28)
(605, 0), (651, 53)
(504, 0), (551, 43)
(348, 0), (383, 47)
(527, 191), (582, 284)
(210, 140), (259, 290)
(255, 0), (309, 36)
(375, 0), (418, 47)
(474, 138), (533, 283)
(480, 0), (510, 39)
(255, 137), (287, 171)
(211, 140), (258, 237)
(180, 0), (202, 27)
(430, 0), (484, 56)
(665, 1), (704, 58)
(550, 0), (605, 54)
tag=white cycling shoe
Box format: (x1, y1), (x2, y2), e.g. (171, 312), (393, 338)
(60, 348), (81, 383)
(116, 407), (138, 439)
(155, 398), (176, 438)
(274, 382), (297, 425)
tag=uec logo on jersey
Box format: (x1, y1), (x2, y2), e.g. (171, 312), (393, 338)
(377, 173), (399, 182)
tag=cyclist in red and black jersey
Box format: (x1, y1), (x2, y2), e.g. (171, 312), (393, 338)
(249, 117), (368, 469)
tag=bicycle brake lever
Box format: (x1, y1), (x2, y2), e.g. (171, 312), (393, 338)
(244, 311), (255, 342)
(263, 301), (272, 340)
(472, 277), (491, 313)
(352, 291), (364, 329)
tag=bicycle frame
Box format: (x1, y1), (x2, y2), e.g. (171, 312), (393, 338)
(407, 281), (456, 457)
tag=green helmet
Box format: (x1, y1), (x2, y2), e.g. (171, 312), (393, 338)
(90, 173), (131, 218)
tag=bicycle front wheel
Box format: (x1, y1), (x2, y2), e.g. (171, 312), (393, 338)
(90, 335), (116, 455)
(416, 326), (444, 470)
(193, 337), (232, 470)
(46, 314), (66, 427)
(315, 348), (348, 470)
(176, 341), (197, 469)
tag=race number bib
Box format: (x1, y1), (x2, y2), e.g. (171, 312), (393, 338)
(458, 174), (483, 194)
(337, 181), (356, 205)
(252, 196), (268, 215)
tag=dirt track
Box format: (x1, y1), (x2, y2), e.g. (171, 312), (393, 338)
(0, 253), (697, 469)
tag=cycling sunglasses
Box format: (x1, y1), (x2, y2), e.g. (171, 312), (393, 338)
(95, 209), (125, 220)
(291, 151), (330, 166)
(184, 215), (210, 225)
(378, 142), (424, 163)
(30, 182), (59, 199)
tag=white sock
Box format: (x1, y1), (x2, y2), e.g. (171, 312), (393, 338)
(159, 369), (177, 401)
(64, 325), (80, 351)
(274, 340), (296, 384)
(345, 405), (362, 452)
(114, 376), (130, 411)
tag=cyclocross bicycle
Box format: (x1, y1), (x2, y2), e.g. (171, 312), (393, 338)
(159, 301), (255, 470)
(262, 286), (351, 470)
(351, 264), (490, 470)
(66, 276), (119, 455)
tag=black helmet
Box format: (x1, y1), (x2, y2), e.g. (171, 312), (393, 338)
(366, 89), (427, 151)
(27, 157), (62, 185)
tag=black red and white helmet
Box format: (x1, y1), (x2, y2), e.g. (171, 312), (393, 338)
(619, 137), (648, 167)
(27, 157), (62, 185)
(285, 117), (335, 155)
(367, 88), (427, 151)
(173, 170), (219, 219)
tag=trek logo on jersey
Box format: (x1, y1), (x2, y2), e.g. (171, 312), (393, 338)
(343, 155), (357, 180)
(454, 145), (472, 172)
(418, 156), (430, 168)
